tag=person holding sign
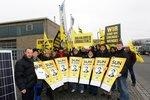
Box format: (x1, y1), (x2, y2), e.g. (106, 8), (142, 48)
(84, 50), (95, 94)
(39, 50), (54, 100)
(115, 41), (129, 100)
(90, 44), (110, 96)
(75, 47), (87, 93)
(69, 48), (82, 93)
(55, 47), (69, 92)
(79, 50), (94, 94)
(32, 48), (44, 100)
(109, 47), (117, 91)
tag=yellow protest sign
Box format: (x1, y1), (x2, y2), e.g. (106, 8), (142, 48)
(99, 29), (105, 44)
(72, 33), (93, 48)
(136, 53), (144, 63)
(79, 58), (94, 85)
(105, 24), (121, 47)
(34, 61), (49, 79)
(90, 58), (110, 87)
(101, 57), (126, 92)
(128, 41), (144, 63)
(55, 57), (69, 83)
(60, 25), (66, 42)
(36, 39), (53, 50)
(43, 60), (63, 90)
(69, 57), (82, 83)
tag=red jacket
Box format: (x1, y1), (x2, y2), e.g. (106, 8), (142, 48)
(57, 51), (65, 57)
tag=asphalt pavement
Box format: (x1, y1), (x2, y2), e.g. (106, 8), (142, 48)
(133, 55), (150, 99)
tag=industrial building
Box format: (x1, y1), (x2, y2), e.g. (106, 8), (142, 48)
(0, 18), (59, 50)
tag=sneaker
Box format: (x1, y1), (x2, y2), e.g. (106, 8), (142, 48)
(71, 89), (76, 92)
(80, 90), (84, 94)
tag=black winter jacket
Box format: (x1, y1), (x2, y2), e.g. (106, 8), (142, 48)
(96, 50), (110, 57)
(15, 56), (37, 91)
(115, 49), (129, 78)
(127, 51), (136, 66)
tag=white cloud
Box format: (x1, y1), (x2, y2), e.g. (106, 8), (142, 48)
(0, 0), (149, 42)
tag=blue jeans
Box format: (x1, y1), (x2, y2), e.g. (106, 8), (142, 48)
(34, 81), (43, 100)
(117, 77), (129, 100)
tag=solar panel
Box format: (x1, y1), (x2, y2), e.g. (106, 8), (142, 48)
(0, 50), (17, 100)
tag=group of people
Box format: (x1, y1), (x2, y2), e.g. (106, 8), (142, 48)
(15, 41), (136, 100)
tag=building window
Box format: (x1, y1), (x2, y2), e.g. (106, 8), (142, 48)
(0, 39), (18, 60)
(0, 40), (16, 49)
(12, 50), (17, 60)
(26, 24), (33, 31)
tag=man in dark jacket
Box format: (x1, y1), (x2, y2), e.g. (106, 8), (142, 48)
(124, 47), (136, 86)
(115, 41), (129, 100)
(15, 48), (37, 100)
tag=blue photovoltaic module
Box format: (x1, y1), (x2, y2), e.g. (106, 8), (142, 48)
(0, 50), (17, 100)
